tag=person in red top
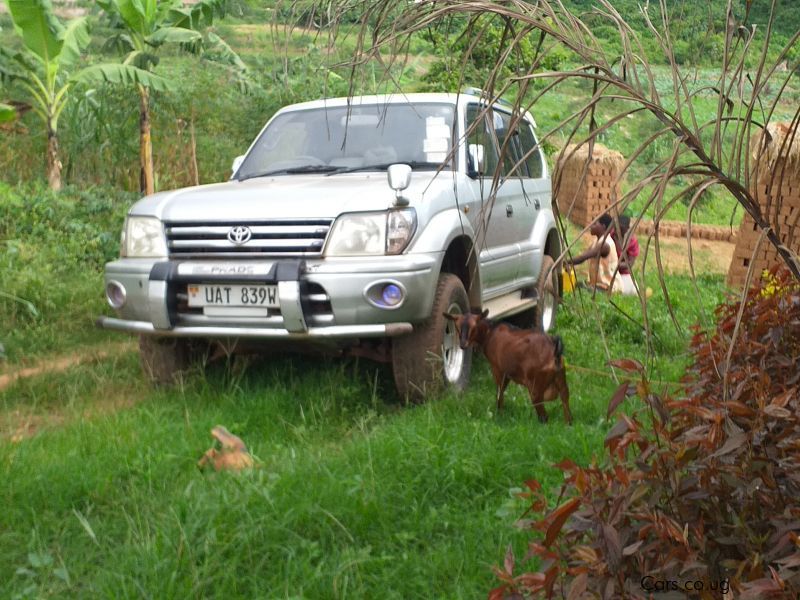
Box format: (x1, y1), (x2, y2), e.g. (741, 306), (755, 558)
(567, 213), (639, 295)
(616, 215), (640, 275)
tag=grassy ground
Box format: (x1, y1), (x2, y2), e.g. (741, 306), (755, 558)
(0, 178), (729, 597)
(0, 269), (727, 599)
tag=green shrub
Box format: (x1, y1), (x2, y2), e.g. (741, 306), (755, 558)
(494, 266), (800, 598)
(0, 182), (136, 361)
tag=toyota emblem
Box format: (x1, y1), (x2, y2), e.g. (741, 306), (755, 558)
(227, 226), (252, 245)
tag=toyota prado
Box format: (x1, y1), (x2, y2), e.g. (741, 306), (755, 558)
(98, 90), (562, 400)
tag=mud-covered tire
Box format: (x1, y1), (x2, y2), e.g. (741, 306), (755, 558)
(392, 274), (472, 402)
(508, 255), (560, 332)
(138, 336), (206, 386)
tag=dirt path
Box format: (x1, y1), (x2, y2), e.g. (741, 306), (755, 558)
(642, 237), (734, 275)
(571, 231), (735, 276)
(0, 341), (135, 392)
(0, 341), (137, 442)
(3, 390), (140, 443)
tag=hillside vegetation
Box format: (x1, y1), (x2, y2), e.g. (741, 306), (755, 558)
(1, 1), (797, 220)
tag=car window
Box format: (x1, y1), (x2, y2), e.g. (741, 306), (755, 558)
(237, 103), (455, 178)
(466, 104), (499, 177)
(518, 121), (544, 179)
(495, 111), (528, 178)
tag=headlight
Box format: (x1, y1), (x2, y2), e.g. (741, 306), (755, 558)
(121, 216), (167, 258)
(325, 209), (416, 256)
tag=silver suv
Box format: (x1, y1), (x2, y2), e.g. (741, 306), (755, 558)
(99, 91), (562, 400)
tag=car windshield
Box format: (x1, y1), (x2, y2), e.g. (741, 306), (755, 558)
(237, 103), (456, 180)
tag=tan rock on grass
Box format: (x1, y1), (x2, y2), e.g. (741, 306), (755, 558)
(198, 425), (254, 472)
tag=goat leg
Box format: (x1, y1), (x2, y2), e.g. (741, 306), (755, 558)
(495, 373), (509, 412)
(560, 381), (573, 425)
(528, 383), (548, 423)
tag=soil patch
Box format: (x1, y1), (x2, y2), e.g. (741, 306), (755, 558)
(0, 341), (137, 442)
(570, 231), (735, 276)
(2, 391), (139, 443)
(0, 341), (135, 391)
(639, 237), (735, 275)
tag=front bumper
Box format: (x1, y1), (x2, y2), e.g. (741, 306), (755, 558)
(95, 317), (412, 339)
(99, 255), (439, 339)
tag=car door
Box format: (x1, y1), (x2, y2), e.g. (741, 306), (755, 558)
(493, 109), (541, 285)
(463, 103), (519, 292)
(513, 115), (549, 283)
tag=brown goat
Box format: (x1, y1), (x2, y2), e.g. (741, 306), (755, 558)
(444, 310), (572, 424)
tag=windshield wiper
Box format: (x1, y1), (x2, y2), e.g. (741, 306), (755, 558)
(326, 161), (444, 176)
(239, 164), (340, 181)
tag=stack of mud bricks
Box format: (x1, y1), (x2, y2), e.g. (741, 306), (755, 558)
(727, 124), (800, 289)
(727, 179), (800, 289)
(554, 144), (623, 227)
(639, 220), (737, 242)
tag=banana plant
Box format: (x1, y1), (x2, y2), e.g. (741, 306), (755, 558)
(97, 0), (248, 195)
(1, 0), (171, 190)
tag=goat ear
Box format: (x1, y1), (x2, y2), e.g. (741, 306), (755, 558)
(480, 309), (489, 319)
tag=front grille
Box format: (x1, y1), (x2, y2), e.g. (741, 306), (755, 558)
(303, 282), (334, 326)
(165, 219), (334, 257)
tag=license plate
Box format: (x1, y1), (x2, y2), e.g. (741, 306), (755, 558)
(187, 284), (279, 308)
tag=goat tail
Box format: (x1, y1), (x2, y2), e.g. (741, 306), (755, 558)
(551, 335), (564, 359)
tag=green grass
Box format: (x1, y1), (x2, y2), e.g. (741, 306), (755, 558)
(0, 272), (727, 598)
(0, 173), (730, 597)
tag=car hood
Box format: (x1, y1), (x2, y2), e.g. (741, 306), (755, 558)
(129, 173), (448, 221)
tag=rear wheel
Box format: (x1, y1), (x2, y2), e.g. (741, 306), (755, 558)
(535, 256), (559, 332)
(392, 274), (472, 402)
(139, 336), (207, 386)
(508, 255), (560, 332)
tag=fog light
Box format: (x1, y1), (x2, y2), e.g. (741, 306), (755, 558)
(106, 281), (127, 309)
(364, 280), (406, 309)
(381, 284), (403, 306)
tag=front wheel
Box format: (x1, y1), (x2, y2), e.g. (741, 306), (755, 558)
(392, 274), (472, 402)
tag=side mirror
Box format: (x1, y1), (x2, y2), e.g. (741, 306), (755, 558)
(468, 144), (485, 176)
(387, 163), (412, 206)
(231, 155), (245, 178)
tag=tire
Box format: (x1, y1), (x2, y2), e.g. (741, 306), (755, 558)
(508, 255), (560, 332)
(138, 335), (206, 386)
(392, 274), (472, 402)
(535, 255), (560, 332)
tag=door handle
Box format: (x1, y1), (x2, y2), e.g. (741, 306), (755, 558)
(506, 204), (513, 217)
(534, 198), (541, 210)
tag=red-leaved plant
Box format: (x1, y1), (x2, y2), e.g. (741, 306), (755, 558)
(493, 266), (800, 599)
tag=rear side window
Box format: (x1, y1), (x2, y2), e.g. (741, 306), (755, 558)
(494, 111), (528, 178)
(518, 122), (544, 179)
